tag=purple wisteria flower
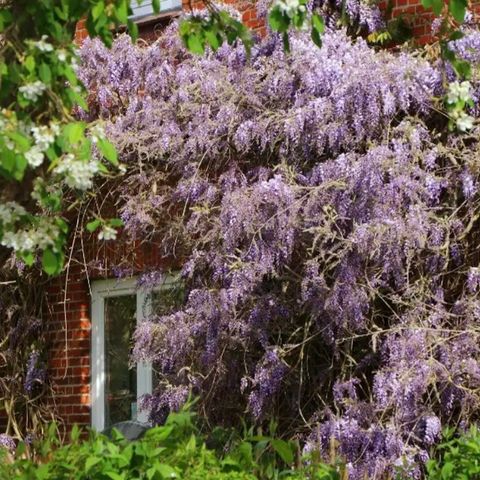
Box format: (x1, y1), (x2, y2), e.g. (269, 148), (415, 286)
(24, 351), (46, 396)
(0, 434), (15, 452)
(248, 350), (287, 419)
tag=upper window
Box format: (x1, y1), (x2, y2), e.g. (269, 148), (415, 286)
(90, 276), (183, 431)
(129, 0), (182, 21)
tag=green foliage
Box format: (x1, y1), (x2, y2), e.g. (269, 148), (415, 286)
(179, 11), (253, 56)
(0, 406), (342, 480)
(268, 1), (324, 51)
(0, 0), (141, 275)
(426, 427), (480, 480)
(420, 0), (466, 20)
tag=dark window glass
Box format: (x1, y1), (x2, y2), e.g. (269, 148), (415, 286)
(104, 295), (137, 427)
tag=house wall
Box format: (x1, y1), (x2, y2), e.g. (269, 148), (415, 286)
(45, 234), (169, 434)
(48, 0), (478, 435)
(73, 0), (480, 47)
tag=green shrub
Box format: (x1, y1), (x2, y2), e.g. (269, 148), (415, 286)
(427, 426), (480, 480)
(0, 406), (341, 480)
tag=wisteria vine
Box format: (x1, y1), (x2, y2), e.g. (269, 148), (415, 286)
(76, 13), (480, 479)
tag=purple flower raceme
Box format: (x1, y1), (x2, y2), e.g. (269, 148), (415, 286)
(140, 385), (189, 424)
(24, 351), (46, 396)
(248, 350), (288, 419)
(0, 434), (15, 452)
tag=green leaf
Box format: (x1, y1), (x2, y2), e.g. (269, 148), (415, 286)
(70, 424), (80, 443)
(449, 0), (467, 23)
(157, 463), (178, 479)
(108, 218), (124, 227)
(13, 154), (27, 180)
(0, 9), (13, 32)
(145, 425), (174, 442)
(60, 64), (78, 85)
(311, 13), (325, 34)
(449, 30), (464, 41)
(441, 461), (454, 479)
(39, 63), (52, 85)
(85, 456), (101, 472)
(116, 0), (129, 23)
(1, 148), (15, 174)
(54, 4), (68, 21)
(282, 32), (290, 52)
(6, 131), (31, 152)
(105, 472), (124, 480)
(64, 122), (86, 145)
(270, 439), (294, 465)
(186, 34), (205, 55)
(204, 28), (221, 50)
(185, 433), (196, 452)
(19, 251), (35, 266)
(268, 7), (290, 33)
(422, 0), (443, 15)
(98, 138), (118, 165)
(66, 88), (88, 111)
(92, 1), (105, 21)
(311, 27), (322, 48)
(25, 55), (36, 73)
(35, 464), (50, 480)
(15, 441), (26, 457)
(42, 248), (64, 275)
(127, 19), (139, 42)
(152, 0), (160, 12)
(86, 219), (101, 232)
(453, 59), (471, 79)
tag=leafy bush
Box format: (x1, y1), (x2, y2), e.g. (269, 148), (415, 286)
(0, 407), (342, 480)
(427, 427), (480, 480)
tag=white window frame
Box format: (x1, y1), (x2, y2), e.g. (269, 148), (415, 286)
(91, 277), (153, 431)
(129, 0), (182, 22)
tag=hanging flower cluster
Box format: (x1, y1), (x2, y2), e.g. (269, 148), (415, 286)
(78, 15), (480, 479)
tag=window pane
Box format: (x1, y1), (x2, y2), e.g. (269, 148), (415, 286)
(147, 281), (185, 389)
(149, 281), (185, 316)
(104, 295), (137, 427)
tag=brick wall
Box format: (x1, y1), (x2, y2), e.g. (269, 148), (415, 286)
(74, 0), (480, 46)
(45, 232), (172, 433)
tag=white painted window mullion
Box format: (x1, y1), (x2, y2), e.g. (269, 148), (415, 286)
(136, 290), (153, 424)
(91, 289), (106, 431)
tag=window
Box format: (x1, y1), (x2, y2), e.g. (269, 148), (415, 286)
(91, 275), (183, 431)
(91, 278), (152, 430)
(129, 0), (182, 21)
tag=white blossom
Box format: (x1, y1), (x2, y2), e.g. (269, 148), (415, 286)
(31, 124), (58, 151)
(71, 55), (79, 71)
(25, 146), (45, 167)
(19, 81), (47, 102)
(33, 35), (54, 53)
(447, 81), (472, 104)
(0, 221), (59, 252)
(275, 0), (305, 18)
(0, 202), (26, 225)
(56, 49), (68, 62)
(98, 225), (117, 241)
(53, 154), (99, 190)
(456, 112), (475, 132)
